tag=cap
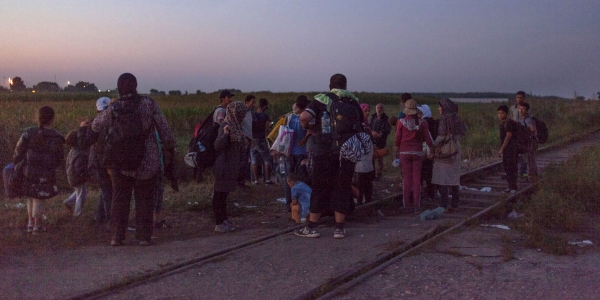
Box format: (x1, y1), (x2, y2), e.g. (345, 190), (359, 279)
(96, 97), (111, 111)
(219, 90), (234, 98)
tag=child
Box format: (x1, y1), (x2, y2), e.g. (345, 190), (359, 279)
(497, 105), (518, 194)
(287, 173), (311, 224)
(63, 130), (89, 216)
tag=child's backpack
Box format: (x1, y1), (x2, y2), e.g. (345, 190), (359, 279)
(507, 120), (532, 154)
(531, 116), (548, 144)
(326, 93), (364, 152)
(185, 108), (220, 169)
(101, 98), (146, 171)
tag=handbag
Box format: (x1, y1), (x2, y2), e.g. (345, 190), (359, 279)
(435, 122), (459, 158)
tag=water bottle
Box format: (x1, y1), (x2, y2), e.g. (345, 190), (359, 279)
(197, 141), (206, 152)
(392, 158), (401, 168)
(321, 112), (331, 134)
(279, 156), (286, 174)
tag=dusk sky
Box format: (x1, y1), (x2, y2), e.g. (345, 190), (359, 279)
(2, 0), (599, 98)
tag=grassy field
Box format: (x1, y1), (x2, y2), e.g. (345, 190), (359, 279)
(0, 92), (599, 252)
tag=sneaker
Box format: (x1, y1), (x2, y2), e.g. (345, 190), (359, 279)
(32, 226), (46, 235)
(223, 219), (235, 228)
(333, 227), (347, 239)
(214, 223), (236, 233)
(27, 223), (34, 233)
(413, 207), (422, 215)
(294, 225), (320, 238)
(154, 220), (169, 229)
(510, 189), (516, 195)
(501, 188), (512, 193)
(264, 180), (273, 185)
(253, 181), (259, 185)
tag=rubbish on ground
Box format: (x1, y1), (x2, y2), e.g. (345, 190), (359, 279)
(479, 187), (492, 192)
(460, 186), (478, 191)
(507, 210), (525, 219)
(377, 210), (385, 217)
(382, 189), (390, 194)
(568, 240), (593, 247)
(481, 224), (510, 230)
(233, 202), (239, 207)
(276, 198), (286, 203)
(419, 207), (445, 221)
(13, 203), (26, 209)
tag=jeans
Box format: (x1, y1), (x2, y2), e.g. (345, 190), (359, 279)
(64, 184), (87, 216)
(94, 167), (112, 224)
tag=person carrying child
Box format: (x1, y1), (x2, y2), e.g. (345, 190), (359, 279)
(287, 173), (312, 224)
(63, 130), (89, 216)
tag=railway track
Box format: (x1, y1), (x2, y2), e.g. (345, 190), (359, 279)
(70, 129), (600, 300)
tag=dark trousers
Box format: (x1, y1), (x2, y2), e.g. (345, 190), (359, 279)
(309, 154), (355, 216)
(212, 191), (229, 225)
(110, 171), (156, 243)
(503, 146), (519, 190)
(421, 158), (436, 199)
(356, 170), (375, 204)
(94, 166), (112, 224)
(439, 185), (460, 208)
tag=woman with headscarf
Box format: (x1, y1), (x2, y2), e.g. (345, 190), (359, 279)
(431, 99), (468, 212)
(212, 101), (248, 232)
(394, 100), (434, 213)
(92, 73), (175, 246)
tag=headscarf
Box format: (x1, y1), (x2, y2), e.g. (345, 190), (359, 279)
(403, 99), (420, 115)
(359, 103), (371, 131)
(438, 99), (467, 136)
(117, 73), (138, 96)
(418, 104), (432, 119)
(224, 101), (247, 143)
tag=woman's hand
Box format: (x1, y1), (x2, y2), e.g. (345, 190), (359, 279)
(223, 125), (230, 135)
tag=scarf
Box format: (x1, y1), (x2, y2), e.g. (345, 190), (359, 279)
(438, 99), (467, 136)
(224, 101), (247, 143)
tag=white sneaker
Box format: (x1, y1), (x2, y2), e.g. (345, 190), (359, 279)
(214, 223), (236, 233)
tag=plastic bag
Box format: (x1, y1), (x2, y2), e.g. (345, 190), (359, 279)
(270, 125), (294, 156)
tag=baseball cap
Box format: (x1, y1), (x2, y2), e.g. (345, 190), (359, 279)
(96, 97), (111, 111)
(219, 90), (234, 98)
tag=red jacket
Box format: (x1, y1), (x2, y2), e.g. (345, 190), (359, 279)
(394, 115), (434, 152)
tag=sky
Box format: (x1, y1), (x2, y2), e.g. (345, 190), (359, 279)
(1, 0), (599, 98)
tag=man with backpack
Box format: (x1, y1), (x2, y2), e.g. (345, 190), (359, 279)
(510, 91), (531, 179)
(295, 74), (367, 239)
(518, 102), (538, 183)
(92, 73), (175, 246)
(215, 90), (234, 124)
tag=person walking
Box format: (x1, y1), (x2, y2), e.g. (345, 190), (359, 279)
(394, 100), (434, 212)
(250, 98), (273, 184)
(63, 130), (89, 216)
(13, 106), (65, 233)
(431, 99), (468, 211)
(92, 73), (175, 246)
(212, 101), (248, 232)
(369, 103), (391, 179)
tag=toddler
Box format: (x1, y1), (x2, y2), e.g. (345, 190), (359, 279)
(63, 130), (89, 216)
(287, 173), (311, 224)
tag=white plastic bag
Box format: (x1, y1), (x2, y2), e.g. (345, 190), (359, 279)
(270, 125), (294, 156)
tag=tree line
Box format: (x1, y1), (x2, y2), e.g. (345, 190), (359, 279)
(1, 77), (103, 93)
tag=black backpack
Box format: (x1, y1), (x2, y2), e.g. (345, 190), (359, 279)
(101, 98), (147, 171)
(186, 108), (220, 169)
(531, 116), (548, 144)
(506, 120), (532, 154)
(326, 93), (364, 152)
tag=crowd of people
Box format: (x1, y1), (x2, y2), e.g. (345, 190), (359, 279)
(9, 72), (540, 245)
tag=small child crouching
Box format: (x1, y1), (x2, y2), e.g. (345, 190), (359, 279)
(287, 173), (311, 224)
(63, 130), (89, 216)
